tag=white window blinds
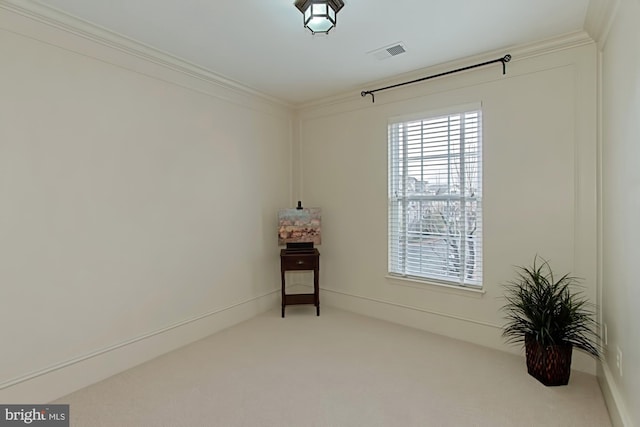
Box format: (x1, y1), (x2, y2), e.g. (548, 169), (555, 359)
(388, 107), (483, 287)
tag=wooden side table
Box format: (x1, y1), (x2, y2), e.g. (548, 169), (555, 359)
(280, 248), (320, 317)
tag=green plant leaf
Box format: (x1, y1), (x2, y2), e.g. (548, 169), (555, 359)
(500, 256), (601, 359)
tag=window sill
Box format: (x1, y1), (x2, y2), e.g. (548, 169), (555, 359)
(385, 275), (486, 298)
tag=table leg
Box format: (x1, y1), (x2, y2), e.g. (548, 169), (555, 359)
(314, 267), (320, 316)
(281, 268), (286, 318)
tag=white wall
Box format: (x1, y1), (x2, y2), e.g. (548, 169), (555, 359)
(600, 0), (640, 424)
(297, 39), (598, 373)
(0, 6), (291, 402)
(0, 0), (617, 409)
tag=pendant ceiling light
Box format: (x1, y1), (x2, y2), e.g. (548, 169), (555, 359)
(294, 0), (345, 35)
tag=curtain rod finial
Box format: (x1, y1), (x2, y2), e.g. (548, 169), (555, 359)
(361, 91), (375, 103)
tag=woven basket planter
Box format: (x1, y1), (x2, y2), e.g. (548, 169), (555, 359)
(525, 335), (573, 386)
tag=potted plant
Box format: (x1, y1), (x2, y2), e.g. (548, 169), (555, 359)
(501, 256), (601, 386)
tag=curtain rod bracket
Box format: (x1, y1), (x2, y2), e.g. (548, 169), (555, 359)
(361, 91), (375, 103)
(501, 54), (512, 74)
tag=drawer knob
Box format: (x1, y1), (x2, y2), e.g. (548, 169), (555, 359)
(297, 260), (304, 265)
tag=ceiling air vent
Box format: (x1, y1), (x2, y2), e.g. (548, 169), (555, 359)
(368, 42), (407, 61)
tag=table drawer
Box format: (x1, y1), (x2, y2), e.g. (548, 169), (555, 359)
(281, 254), (317, 270)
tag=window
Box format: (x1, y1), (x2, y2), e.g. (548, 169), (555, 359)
(388, 105), (483, 287)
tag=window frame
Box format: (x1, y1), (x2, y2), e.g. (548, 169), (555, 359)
(388, 103), (483, 289)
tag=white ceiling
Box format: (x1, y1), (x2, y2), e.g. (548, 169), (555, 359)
(34, 0), (593, 105)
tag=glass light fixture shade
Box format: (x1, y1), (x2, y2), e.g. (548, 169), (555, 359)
(295, 0), (344, 34)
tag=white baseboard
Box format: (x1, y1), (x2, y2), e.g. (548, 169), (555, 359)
(0, 290), (280, 404)
(321, 286), (504, 345)
(598, 361), (633, 427)
(320, 287), (597, 375)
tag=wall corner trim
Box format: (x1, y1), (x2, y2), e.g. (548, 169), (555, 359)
(598, 362), (633, 426)
(585, 0), (622, 48)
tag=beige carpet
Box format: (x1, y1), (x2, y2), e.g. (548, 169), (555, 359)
(55, 306), (611, 426)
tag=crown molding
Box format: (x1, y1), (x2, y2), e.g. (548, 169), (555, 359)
(298, 30), (595, 111)
(0, 0), (292, 109)
(0, 0), (600, 111)
(585, 0), (621, 49)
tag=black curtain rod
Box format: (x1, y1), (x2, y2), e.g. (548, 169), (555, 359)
(361, 54), (512, 103)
